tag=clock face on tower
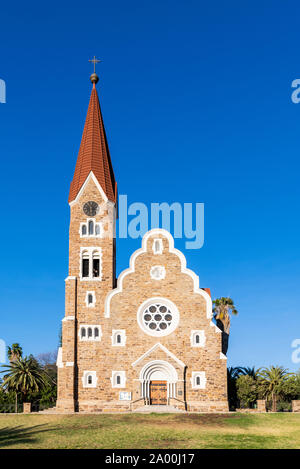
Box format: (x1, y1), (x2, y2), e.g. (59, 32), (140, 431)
(83, 201), (99, 217)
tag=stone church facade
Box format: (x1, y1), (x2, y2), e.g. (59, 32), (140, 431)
(56, 71), (228, 413)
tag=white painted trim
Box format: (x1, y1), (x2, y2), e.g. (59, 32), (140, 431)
(85, 291), (96, 308)
(66, 362), (74, 367)
(79, 218), (102, 239)
(111, 330), (126, 347)
(111, 371), (126, 388)
(137, 297), (180, 337)
(65, 276), (76, 282)
(80, 246), (102, 281)
(220, 352), (227, 360)
(104, 228), (212, 319)
(132, 342), (186, 368)
(56, 347), (63, 368)
(190, 330), (206, 347)
(69, 172), (109, 206)
(79, 325), (102, 341)
(210, 321), (222, 333)
(191, 371), (207, 389)
(150, 265), (166, 280)
(62, 316), (75, 322)
(139, 360), (178, 382)
(82, 370), (98, 388)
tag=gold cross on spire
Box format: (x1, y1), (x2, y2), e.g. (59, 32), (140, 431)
(89, 56), (101, 74)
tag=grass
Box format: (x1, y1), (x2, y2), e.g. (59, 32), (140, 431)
(0, 412), (300, 449)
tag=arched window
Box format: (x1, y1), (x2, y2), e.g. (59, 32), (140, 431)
(83, 371), (97, 388)
(81, 327), (86, 339)
(111, 330), (126, 346)
(82, 251), (89, 278)
(81, 225), (87, 236)
(94, 327), (99, 338)
(88, 327), (93, 338)
(111, 371), (125, 388)
(88, 220), (94, 236)
(191, 372), (206, 389)
(191, 330), (205, 347)
(88, 294), (93, 305)
(153, 238), (163, 254)
(92, 251), (100, 278)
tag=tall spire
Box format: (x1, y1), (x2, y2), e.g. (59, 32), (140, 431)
(68, 70), (116, 203)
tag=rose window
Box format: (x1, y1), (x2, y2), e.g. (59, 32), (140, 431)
(142, 303), (174, 333)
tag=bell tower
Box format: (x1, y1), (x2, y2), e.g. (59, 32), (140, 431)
(56, 65), (117, 412)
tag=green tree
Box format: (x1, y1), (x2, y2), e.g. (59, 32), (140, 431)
(236, 366), (258, 379)
(236, 375), (258, 408)
(0, 356), (47, 405)
(257, 366), (293, 412)
(280, 373), (300, 402)
(227, 367), (241, 410)
(213, 297), (238, 355)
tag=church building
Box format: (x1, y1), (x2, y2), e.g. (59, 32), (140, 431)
(56, 68), (228, 413)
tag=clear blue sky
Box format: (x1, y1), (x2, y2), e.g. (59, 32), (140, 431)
(1, 0), (300, 370)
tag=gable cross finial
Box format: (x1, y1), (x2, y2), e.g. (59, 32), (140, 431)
(89, 56), (101, 85)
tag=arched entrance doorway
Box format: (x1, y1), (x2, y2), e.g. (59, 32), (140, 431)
(139, 360), (178, 405)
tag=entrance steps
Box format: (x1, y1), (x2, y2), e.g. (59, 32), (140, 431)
(133, 405), (185, 413)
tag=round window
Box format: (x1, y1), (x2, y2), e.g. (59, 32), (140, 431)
(137, 298), (179, 337)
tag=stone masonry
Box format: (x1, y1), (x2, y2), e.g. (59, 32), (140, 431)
(56, 75), (228, 413)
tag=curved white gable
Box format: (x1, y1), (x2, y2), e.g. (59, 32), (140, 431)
(104, 228), (213, 319)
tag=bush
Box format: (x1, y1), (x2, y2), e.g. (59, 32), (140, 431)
(236, 375), (258, 408)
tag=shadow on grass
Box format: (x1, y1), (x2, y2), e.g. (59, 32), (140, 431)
(0, 424), (54, 448)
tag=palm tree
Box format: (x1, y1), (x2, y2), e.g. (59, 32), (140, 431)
(236, 366), (258, 379)
(7, 343), (23, 412)
(213, 297), (238, 355)
(0, 356), (47, 409)
(257, 366), (293, 412)
(7, 343), (22, 362)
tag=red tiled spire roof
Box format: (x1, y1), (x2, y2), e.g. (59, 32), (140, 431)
(69, 80), (116, 203)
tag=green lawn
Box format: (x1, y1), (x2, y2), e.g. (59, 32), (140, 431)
(0, 412), (300, 449)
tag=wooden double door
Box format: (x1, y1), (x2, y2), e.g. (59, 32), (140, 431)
(150, 380), (167, 405)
